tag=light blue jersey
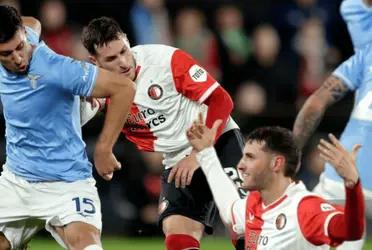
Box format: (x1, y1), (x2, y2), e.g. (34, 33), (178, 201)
(0, 26), (98, 182)
(324, 44), (372, 190)
(340, 0), (372, 51)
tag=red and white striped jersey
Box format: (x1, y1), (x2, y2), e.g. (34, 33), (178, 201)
(122, 44), (238, 167)
(231, 182), (343, 249)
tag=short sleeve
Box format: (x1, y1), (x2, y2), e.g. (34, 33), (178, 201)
(171, 49), (219, 103)
(332, 49), (365, 91)
(60, 57), (98, 96)
(231, 198), (246, 235)
(25, 26), (39, 45)
(298, 196), (344, 246)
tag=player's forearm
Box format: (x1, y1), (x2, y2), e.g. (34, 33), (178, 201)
(196, 147), (240, 225)
(293, 95), (327, 149)
(96, 83), (135, 149)
(204, 86), (233, 139)
(22, 16), (41, 37)
(328, 180), (365, 241)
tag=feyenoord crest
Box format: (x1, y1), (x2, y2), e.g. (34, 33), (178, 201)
(275, 213), (287, 230)
(27, 74), (41, 89)
(148, 84), (163, 100)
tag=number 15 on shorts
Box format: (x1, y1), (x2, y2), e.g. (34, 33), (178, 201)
(72, 197), (96, 215)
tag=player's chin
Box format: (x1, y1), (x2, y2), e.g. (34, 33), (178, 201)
(242, 180), (257, 191)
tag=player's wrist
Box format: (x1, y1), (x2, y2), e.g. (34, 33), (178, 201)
(344, 173), (359, 188)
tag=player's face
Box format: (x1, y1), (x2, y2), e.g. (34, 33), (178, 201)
(237, 141), (274, 191)
(0, 28), (31, 74)
(92, 36), (136, 81)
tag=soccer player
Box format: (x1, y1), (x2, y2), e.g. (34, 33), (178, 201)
(293, 1), (372, 249)
(80, 17), (245, 250)
(340, 0), (372, 52)
(0, 6), (135, 250)
(187, 115), (365, 249)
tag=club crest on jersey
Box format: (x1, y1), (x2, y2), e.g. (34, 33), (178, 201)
(158, 198), (169, 215)
(27, 74), (41, 89)
(275, 213), (286, 230)
(148, 84), (163, 100)
(189, 65), (207, 82)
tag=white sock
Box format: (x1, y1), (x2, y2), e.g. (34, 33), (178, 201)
(83, 244), (103, 250)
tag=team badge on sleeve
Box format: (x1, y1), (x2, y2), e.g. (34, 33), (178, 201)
(189, 65), (207, 82)
(148, 84), (163, 100)
(275, 213), (287, 230)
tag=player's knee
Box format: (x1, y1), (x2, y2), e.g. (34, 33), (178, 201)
(165, 234), (200, 250)
(162, 215), (204, 240)
(0, 233), (11, 250)
(65, 231), (100, 250)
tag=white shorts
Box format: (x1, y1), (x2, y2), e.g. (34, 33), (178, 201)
(0, 167), (102, 249)
(313, 173), (372, 219)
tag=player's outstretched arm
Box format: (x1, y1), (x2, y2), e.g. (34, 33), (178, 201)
(187, 113), (240, 226)
(293, 75), (349, 149)
(318, 134), (365, 242)
(21, 16), (41, 37)
(91, 68), (136, 180)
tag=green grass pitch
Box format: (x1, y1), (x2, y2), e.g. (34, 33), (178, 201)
(28, 236), (372, 250)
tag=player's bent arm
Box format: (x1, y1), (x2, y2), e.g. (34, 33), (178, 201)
(293, 75), (349, 149)
(22, 16), (41, 37)
(91, 68), (136, 149)
(298, 181), (365, 247)
(203, 86), (234, 140)
(196, 147), (241, 226)
(327, 180), (365, 242)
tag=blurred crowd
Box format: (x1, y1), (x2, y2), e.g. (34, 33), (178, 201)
(0, 0), (358, 236)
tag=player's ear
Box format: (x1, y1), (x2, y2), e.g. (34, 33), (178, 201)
(89, 55), (98, 65)
(124, 38), (130, 49)
(271, 155), (285, 172)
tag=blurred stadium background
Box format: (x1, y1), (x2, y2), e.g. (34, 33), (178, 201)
(0, 0), (371, 249)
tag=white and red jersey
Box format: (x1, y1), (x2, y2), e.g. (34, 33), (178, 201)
(121, 44), (238, 167)
(231, 182), (344, 250)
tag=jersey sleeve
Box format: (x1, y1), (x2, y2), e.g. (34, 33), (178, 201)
(59, 57), (98, 96)
(332, 48), (365, 91)
(170, 49), (219, 103)
(231, 198), (246, 236)
(298, 196), (344, 247)
(25, 26), (40, 45)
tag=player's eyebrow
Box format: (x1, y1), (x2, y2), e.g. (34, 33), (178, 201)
(0, 41), (23, 56)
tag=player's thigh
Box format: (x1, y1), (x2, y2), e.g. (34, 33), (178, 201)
(0, 219), (43, 250)
(159, 168), (216, 238)
(0, 232), (10, 250)
(0, 169), (44, 249)
(56, 221), (101, 250)
(37, 178), (102, 249)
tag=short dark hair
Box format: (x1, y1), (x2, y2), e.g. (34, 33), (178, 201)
(246, 126), (301, 178)
(0, 5), (22, 43)
(82, 17), (125, 55)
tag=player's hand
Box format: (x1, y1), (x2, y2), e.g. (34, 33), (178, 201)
(318, 134), (361, 188)
(94, 144), (122, 181)
(167, 151), (199, 188)
(186, 113), (222, 152)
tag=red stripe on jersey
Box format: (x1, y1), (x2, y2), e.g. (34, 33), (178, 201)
(122, 104), (156, 152)
(171, 49), (218, 102)
(245, 192), (265, 250)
